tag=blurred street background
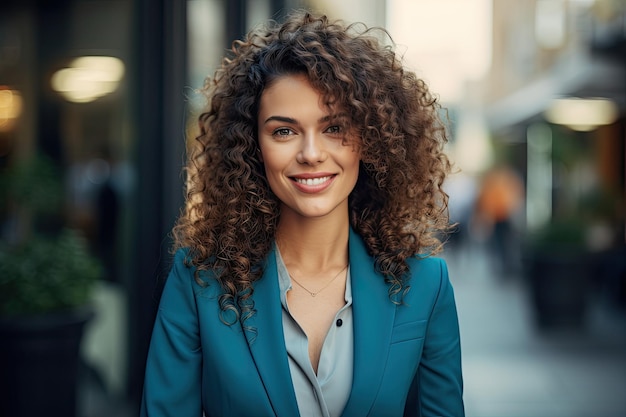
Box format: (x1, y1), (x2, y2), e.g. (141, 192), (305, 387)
(445, 240), (626, 417)
(1, 0), (625, 416)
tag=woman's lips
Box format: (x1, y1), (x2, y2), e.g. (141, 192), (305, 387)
(294, 176), (332, 186)
(290, 174), (335, 192)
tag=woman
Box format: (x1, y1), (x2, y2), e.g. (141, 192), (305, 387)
(141, 10), (464, 417)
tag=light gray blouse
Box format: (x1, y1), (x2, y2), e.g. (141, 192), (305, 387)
(275, 249), (354, 417)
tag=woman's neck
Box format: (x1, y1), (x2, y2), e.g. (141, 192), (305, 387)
(275, 212), (350, 273)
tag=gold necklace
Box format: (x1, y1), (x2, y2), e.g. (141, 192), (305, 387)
(289, 264), (349, 297)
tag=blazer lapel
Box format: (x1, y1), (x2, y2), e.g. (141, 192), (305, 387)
(341, 229), (397, 416)
(243, 248), (300, 417)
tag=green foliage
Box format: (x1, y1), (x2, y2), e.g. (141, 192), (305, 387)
(578, 186), (624, 222)
(550, 127), (590, 169)
(530, 219), (586, 246)
(0, 229), (102, 316)
(0, 153), (63, 216)
(0, 153), (101, 316)
(0, 152), (103, 316)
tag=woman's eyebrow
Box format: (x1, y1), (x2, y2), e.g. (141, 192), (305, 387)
(263, 113), (345, 125)
(319, 113), (347, 124)
(264, 115), (297, 124)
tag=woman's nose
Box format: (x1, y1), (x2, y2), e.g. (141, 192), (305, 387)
(297, 133), (326, 165)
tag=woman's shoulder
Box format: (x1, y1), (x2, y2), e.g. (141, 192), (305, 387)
(167, 247), (222, 293)
(169, 247), (195, 276)
(404, 255), (451, 295)
(406, 254), (448, 276)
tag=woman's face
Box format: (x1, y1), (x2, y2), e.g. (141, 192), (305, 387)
(257, 74), (360, 221)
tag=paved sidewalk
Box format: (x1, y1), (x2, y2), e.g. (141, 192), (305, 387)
(444, 243), (626, 417)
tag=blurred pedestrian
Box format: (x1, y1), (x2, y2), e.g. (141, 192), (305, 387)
(474, 164), (525, 277)
(445, 171), (479, 252)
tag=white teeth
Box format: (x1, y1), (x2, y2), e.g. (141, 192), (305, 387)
(295, 176), (331, 186)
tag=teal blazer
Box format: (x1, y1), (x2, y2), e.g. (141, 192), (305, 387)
(141, 229), (464, 416)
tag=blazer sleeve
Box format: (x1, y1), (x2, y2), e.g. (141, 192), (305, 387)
(140, 249), (203, 417)
(417, 258), (464, 416)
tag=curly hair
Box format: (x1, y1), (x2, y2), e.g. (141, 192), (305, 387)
(173, 10), (451, 324)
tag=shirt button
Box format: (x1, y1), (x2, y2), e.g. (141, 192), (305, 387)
(336, 319), (343, 327)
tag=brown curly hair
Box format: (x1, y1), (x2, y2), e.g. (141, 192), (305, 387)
(173, 10), (451, 324)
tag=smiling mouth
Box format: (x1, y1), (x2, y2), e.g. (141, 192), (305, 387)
(292, 175), (333, 186)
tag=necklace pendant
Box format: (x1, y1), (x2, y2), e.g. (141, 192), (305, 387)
(288, 264), (348, 299)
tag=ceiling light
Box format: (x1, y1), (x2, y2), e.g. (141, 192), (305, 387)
(51, 56), (125, 103)
(0, 87), (23, 132)
(544, 97), (619, 131)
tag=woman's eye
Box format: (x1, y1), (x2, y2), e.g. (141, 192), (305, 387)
(273, 128), (293, 137)
(325, 125), (343, 135)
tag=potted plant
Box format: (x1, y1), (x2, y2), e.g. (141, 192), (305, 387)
(0, 154), (102, 417)
(522, 216), (592, 329)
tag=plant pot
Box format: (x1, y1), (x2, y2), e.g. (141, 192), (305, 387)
(0, 307), (94, 417)
(524, 248), (591, 329)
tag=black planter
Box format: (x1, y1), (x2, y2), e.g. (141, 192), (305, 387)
(0, 307), (93, 417)
(525, 249), (591, 329)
